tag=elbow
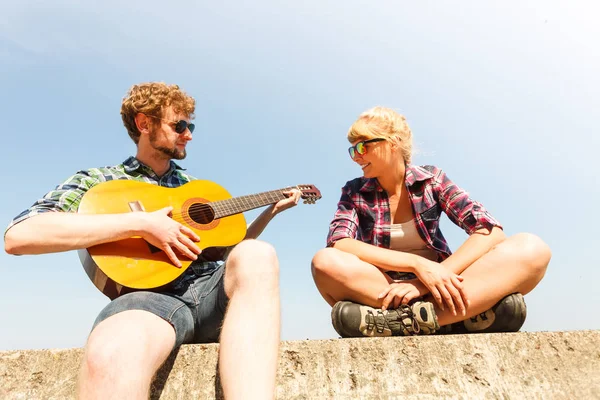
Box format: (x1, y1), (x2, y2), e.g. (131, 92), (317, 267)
(330, 238), (347, 249)
(493, 226), (507, 241)
(4, 232), (21, 255)
(472, 225), (505, 245)
(4, 226), (29, 255)
(330, 238), (356, 253)
(486, 226), (506, 246)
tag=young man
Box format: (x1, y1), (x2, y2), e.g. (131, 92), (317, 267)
(4, 82), (299, 399)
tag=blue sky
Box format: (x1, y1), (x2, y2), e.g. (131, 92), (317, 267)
(1, 1), (598, 350)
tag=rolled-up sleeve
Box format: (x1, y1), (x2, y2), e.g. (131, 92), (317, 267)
(5, 171), (98, 233)
(326, 185), (360, 247)
(435, 168), (502, 235)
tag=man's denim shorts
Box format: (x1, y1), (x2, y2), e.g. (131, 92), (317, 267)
(91, 261), (228, 348)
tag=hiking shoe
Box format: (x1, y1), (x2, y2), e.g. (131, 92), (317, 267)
(331, 300), (439, 338)
(438, 293), (527, 334)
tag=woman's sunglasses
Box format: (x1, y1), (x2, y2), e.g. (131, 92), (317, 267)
(147, 115), (195, 134)
(348, 138), (385, 159)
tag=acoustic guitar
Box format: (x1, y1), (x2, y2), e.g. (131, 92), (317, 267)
(77, 179), (321, 299)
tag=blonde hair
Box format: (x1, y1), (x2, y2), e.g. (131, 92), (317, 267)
(347, 106), (413, 164)
(121, 82), (196, 144)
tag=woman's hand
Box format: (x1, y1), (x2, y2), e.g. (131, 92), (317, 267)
(378, 279), (428, 311)
(413, 259), (469, 316)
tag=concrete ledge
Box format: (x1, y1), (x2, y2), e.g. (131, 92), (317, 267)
(1, 331), (599, 399)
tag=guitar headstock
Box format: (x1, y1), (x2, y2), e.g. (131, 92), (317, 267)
(295, 184), (322, 204)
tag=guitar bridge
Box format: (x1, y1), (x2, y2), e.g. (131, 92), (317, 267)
(128, 201), (146, 212)
(128, 201), (161, 253)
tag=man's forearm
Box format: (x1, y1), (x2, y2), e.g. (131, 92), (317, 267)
(244, 205), (276, 240)
(4, 212), (144, 255)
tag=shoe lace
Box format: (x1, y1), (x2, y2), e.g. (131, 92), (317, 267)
(365, 305), (420, 335)
(365, 309), (387, 334)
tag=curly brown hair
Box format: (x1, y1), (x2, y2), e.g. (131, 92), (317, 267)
(120, 82), (196, 144)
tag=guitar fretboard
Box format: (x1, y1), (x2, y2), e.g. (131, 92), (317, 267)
(209, 188), (293, 219)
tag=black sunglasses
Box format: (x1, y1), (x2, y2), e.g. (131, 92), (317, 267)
(147, 115), (195, 134)
(171, 120), (195, 134)
(348, 138), (386, 159)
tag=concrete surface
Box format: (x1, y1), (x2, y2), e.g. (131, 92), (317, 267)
(1, 330), (598, 399)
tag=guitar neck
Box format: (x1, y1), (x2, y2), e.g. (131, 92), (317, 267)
(209, 188), (290, 219)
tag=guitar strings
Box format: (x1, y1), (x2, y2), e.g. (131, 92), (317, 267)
(168, 189), (292, 221)
(135, 185), (317, 223)
(171, 195), (286, 220)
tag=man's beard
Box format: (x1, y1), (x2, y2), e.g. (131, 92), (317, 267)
(149, 130), (187, 160)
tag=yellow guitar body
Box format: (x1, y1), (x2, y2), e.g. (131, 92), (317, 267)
(77, 179), (246, 298)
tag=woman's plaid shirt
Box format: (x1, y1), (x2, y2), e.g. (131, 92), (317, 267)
(326, 165), (502, 261)
(6, 156), (195, 231)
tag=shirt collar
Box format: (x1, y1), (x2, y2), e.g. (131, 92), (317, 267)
(404, 164), (434, 186)
(358, 178), (382, 193)
(123, 156), (186, 174)
(358, 164), (433, 192)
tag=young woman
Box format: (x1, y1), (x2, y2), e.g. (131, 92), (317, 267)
(312, 107), (551, 337)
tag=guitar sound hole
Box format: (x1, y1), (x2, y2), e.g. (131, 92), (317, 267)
(188, 203), (215, 224)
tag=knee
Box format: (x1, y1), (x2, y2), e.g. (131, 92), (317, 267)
(82, 310), (175, 383)
(228, 239), (278, 266)
(311, 247), (348, 281)
(511, 233), (552, 276)
(83, 330), (130, 379)
(226, 239), (279, 285)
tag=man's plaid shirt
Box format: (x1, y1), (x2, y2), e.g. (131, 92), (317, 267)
(7, 156), (195, 231)
(326, 164), (502, 261)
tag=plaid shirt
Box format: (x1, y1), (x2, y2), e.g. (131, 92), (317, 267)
(7, 156), (195, 231)
(6, 156), (222, 283)
(326, 165), (502, 261)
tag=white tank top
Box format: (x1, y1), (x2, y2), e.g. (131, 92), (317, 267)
(386, 219), (438, 261)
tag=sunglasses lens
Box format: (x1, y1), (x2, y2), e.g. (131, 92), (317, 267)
(174, 121), (185, 134)
(356, 142), (366, 155)
(174, 120), (195, 134)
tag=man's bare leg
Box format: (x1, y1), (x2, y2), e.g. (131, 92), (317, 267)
(219, 239), (280, 400)
(78, 310), (176, 399)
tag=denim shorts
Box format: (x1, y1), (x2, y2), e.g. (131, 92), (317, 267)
(386, 271), (417, 281)
(92, 261), (228, 348)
